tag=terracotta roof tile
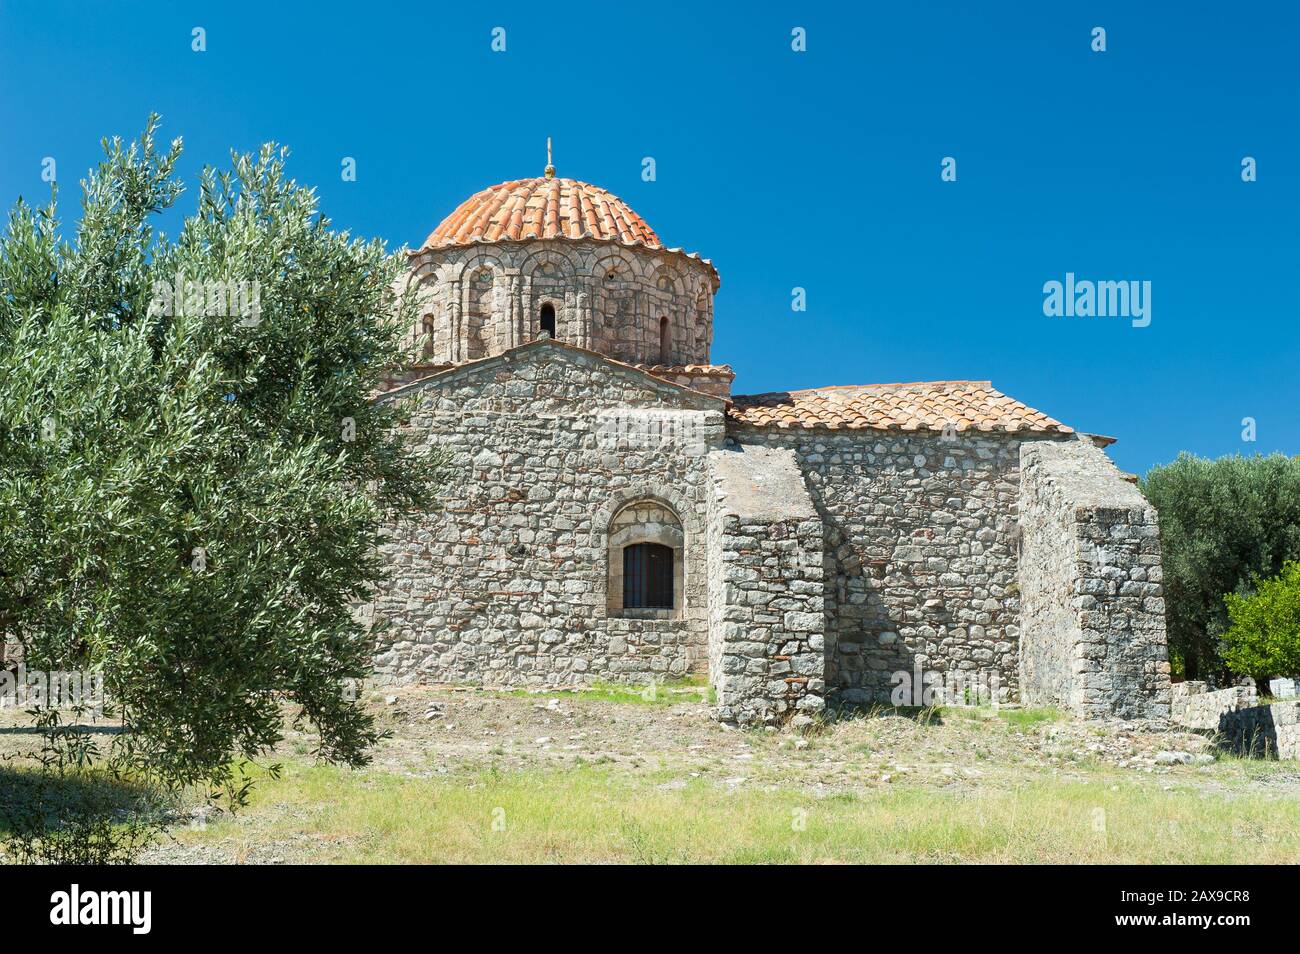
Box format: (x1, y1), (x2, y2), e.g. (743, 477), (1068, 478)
(419, 176), (717, 280)
(638, 363), (735, 376)
(728, 381), (1074, 436)
(423, 177), (657, 249)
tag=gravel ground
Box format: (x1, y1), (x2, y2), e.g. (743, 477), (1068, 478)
(2, 685), (1286, 790)
(276, 685), (1298, 795)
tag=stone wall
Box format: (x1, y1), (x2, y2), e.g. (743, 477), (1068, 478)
(402, 239), (718, 367)
(369, 339), (726, 686)
(379, 361), (733, 401)
(1017, 446), (1085, 711)
(1171, 680), (1257, 730)
(1018, 439), (1171, 719)
(1217, 701), (1300, 760)
(1268, 677), (1300, 699)
(730, 426), (1024, 706)
(705, 446), (825, 724)
(1173, 682), (1300, 759)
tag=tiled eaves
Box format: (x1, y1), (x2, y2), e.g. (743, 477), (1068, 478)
(376, 350), (1108, 444)
(636, 363), (735, 379)
(727, 380), (1078, 437)
(409, 238), (721, 290)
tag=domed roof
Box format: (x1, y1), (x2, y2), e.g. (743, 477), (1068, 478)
(421, 176), (663, 251)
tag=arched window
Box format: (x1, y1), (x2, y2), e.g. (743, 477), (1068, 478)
(658, 316), (671, 364)
(464, 268), (494, 360)
(420, 315), (436, 357)
(539, 302), (556, 338)
(623, 543), (674, 609)
(606, 500), (684, 618)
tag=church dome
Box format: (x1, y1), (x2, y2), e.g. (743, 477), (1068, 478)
(421, 177), (664, 252)
(404, 148), (720, 369)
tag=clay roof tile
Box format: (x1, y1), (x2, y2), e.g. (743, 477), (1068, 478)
(728, 381), (1073, 437)
(419, 176), (717, 282)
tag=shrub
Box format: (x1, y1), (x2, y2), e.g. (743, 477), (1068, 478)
(1222, 562), (1300, 685)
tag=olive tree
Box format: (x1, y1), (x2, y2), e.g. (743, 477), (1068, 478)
(0, 117), (442, 818)
(1141, 452), (1300, 681)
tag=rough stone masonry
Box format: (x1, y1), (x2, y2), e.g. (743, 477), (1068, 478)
(364, 164), (1172, 724)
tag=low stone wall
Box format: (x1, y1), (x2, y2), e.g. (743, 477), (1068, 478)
(1171, 680), (1257, 730)
(1018, 439), (1171, 719)
(1268, 677), (1300, 699)
(1172, 682), (1300, 759)
(1217, 701), (1300, 760)
(707, 446), (825, 724)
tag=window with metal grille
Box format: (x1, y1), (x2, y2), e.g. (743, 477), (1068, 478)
(622, 543), (673, 609)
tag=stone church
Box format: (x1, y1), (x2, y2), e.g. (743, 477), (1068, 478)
(367, 153), (1172, 725)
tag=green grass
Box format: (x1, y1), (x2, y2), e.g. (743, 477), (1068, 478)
(939, 705), (1065, 729)
(995, 707), (1066, 728)
(494, 677), (711, 706)
(169, 760), (1300, 864)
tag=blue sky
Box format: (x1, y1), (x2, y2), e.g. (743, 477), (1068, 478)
(2, 0), (1296, 475)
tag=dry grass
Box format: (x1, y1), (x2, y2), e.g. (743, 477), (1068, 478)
(161, 759), (1300, 864)
(6, 688), (1299, 864)
(145, 691), (1300, 865)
